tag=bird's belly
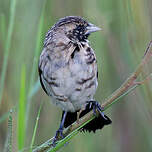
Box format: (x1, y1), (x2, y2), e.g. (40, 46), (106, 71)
(50, 61), (98, 112)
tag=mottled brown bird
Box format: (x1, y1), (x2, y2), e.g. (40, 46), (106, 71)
(38, 16), (111, 143)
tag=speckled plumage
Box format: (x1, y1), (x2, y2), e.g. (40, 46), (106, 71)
(38, 16), (111, 135)
(39, 16), (98, 112)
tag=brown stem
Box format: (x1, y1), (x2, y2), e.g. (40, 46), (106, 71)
(102, 41), (152, 108)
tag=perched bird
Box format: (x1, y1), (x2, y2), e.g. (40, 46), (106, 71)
(38, 16), (111, 143)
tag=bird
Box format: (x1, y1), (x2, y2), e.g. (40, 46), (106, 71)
(38, 16), (112, 144)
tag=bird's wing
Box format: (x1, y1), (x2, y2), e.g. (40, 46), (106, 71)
(38, 65), (49, 95)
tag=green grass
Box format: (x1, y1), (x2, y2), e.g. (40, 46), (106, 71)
(0, 0), (17, 105)
(0, 110), (12, 124)
(26, 2), (46, 126)
(30, 102), (43, 152)
(0, 13), (6, 43)
(18, 65), (26, 150)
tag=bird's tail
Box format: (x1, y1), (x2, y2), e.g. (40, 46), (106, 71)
(62, 103), (112, 133)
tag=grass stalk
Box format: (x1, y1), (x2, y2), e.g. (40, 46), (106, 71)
(3, 110), (13, 152)
(18, 65), (26, 150)
(30, 103), (43, 152)
(0, 0), (17, 105)
(26, 1), (46, 133)
(0, 106), (16, 124)
(0, 13), (6, 43)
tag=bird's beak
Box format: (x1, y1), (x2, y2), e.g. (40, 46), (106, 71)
(85, 23), (101, 35)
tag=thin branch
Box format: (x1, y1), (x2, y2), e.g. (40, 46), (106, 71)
(33, 41), (152, 152)
(102, 41), (152, 108)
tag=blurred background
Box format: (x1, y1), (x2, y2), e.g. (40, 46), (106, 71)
(0, 0), (152, 151)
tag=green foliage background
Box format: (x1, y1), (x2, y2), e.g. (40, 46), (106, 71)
(0, 0), (152, 151)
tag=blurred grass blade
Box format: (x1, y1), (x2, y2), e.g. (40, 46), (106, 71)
(29, 4), (44, 92)
(30, 103), (43, 152)
(3, 110), (13, 152)
(0, 0), (17, 105)
(0, 111), (11, 124)
(104, 84), (138, 110)
(28, 1), (46, 93)
(18, 65), (26, 150)
(0, 13), (6, 43)
(28, 80), (41, 100)
(26, 1), (46, 131)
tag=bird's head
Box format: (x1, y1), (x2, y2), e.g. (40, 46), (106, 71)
(52, 16), (101, 43)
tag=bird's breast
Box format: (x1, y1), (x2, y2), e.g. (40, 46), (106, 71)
(49, 45), (98, 111)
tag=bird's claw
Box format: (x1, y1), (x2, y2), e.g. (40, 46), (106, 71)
(86, 101), (107, 120)
(52, 128), (64, 146)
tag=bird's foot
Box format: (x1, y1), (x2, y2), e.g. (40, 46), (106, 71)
(52, 128), (64, 146)
(87, 100), (107, 120)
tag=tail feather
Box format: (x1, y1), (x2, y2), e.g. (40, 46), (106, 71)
(62, 104), (112, 133)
